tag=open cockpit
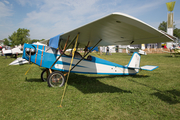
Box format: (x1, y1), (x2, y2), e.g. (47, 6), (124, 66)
(45, 46), (92, 60)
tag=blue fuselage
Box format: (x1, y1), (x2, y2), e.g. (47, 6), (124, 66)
(23, 44), (137, 75)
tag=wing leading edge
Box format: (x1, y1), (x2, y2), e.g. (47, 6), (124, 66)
(57, 12), (174, 47)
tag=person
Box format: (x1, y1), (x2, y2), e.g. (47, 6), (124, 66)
(100, 47), (103, 55)
(164, 45), (167, 49)
(169, 45), (173, 53)
(106, 46), (109, 55)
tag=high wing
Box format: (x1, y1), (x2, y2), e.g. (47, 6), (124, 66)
(59, 12), (174, 48)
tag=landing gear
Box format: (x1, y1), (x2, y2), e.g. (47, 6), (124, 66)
(47, 71), (66, 87)
(41, 69), (53, 82)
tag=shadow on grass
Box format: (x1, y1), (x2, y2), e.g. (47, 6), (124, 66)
(129, 74), (150, 78)
(163, 54), (180, 58)
(25, 77), (42, 82)
(151, 90), (180, 104)
(128, 79), (180, 104)
(67, 73), (134, 94)
(25, 73), (149, 94)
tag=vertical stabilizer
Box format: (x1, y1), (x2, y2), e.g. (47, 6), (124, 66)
(127, 52), (141, 72)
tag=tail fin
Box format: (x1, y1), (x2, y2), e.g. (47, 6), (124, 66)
(127, 52), (141, 72)
(127, 52), (158, 72)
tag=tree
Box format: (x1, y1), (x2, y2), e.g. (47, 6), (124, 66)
(40, 39), (45, 41)
(158, 21), (167, 32)
(8, 31), (17, 46)
(3, 38), (9, 46)
(158, 21), (180, 39)
(173, 28), (180, 39)
(8, 28), (30, 45)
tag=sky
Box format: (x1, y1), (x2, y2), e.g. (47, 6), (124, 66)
(0, 0), (180, 40)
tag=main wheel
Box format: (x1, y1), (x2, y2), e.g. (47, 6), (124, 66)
(41, 69), (53, 82)
(47, 71), (66, 87)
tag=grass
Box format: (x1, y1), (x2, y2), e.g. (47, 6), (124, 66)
(0, 53), (180, 119)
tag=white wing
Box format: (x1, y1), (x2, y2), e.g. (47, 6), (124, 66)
(58, 12), (174, 47)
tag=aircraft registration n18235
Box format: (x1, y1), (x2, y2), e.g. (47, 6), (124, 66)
(22, 12), (176, 87)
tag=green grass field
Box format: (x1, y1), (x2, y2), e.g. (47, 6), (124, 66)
(0, 53), (180, 119)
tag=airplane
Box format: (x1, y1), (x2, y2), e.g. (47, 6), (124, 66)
(2, 46), (23, 58)
(126, 46), (147, 55)
(22, 12), (175, 87)
(170, 47), (180, 57)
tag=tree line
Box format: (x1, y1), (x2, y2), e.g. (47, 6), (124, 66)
(3, 28), (45, 46)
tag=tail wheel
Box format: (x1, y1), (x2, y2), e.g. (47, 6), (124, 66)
(41, 69), (54, 82)
(47, 71), (66, 87)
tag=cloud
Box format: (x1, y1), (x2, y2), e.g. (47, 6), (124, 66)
(116, 0), (168, 17)
(4, 0), (9, 4)
(0, 1), (12, 18)
(15, 0), (35, 6)
(20, 0), (103, 39)
(19, 0), (127, 39)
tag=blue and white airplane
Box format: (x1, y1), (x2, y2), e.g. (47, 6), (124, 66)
(22, 12), (175, 87)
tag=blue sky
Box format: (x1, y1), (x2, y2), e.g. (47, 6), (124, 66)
(0, 0), (180, 40)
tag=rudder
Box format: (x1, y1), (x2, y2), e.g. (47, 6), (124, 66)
(127, 52), (141, 72)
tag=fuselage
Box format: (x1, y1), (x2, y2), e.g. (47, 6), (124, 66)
(23, 44), (138, 75)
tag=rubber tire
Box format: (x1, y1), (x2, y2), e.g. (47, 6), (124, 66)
(47, 71), (65, 87)
(41, 69), (54, 82)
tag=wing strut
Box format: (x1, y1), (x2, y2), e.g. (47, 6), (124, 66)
(49, 33), (79, 69)
(59, 33), (79, 107)
(63, 35), (70, 51)
(64, 39), (102, 76)
(83, 41), (90, 56)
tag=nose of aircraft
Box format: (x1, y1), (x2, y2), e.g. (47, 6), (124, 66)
(23, 44), (36, 61)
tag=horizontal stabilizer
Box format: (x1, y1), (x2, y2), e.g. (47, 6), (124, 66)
(140, 65), (158, 71)
(9, 57), (28, 65)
